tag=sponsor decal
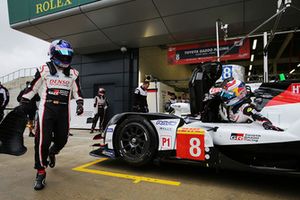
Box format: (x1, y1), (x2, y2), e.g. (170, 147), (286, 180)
(49, 79), (70, 87)
(36, 0), (73, 14)
(209, 87), (222, 94)
(266, 83), (300, 107)
(156, 120), (177, 126)
(106, 128), (114, 132)
(177, 127), (205, 135)
(291, 83), (300, 94)
(159, 127), (172, 131)
(48, 89), (69, 96)
(102, 149), (115, 158)
(230, 133), (261, 142)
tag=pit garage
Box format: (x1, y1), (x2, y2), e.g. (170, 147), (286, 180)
(2, 0), (300, 199)
(7, 0), (300, 115)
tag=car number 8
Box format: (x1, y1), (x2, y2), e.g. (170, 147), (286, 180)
(223, 67), (232, 79)
(189, 138), (201, 157)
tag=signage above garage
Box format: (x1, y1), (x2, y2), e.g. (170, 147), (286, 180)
(7, 0), (97, 24)
(167, 39), (250, 65)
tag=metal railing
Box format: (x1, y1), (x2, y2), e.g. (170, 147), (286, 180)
(0, 68), (36, 83)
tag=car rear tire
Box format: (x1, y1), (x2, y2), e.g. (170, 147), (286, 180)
(114, 116), (158, 166)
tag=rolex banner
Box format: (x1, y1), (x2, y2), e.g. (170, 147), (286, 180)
(167, 39), (250, 65)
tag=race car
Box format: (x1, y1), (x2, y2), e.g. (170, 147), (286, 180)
(90, 62), (300, 173)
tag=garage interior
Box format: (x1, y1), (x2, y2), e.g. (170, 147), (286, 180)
(7, 0), (300, 112)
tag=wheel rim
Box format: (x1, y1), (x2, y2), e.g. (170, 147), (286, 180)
(119, 123), (149, 160)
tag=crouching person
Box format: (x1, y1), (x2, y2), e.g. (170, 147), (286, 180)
(219, 79), (283, 131)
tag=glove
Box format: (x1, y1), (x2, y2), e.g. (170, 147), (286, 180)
(76, 100), (84, 115)
(262, 122), (284, 131)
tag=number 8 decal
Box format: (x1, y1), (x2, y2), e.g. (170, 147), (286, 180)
(189, 138), (201, 157)
(222, 66), (232, 79)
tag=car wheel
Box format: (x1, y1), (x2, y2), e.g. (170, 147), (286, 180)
(114, 116), (158, 166)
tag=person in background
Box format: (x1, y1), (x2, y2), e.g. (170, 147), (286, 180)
(17, 81), (40, 137)
(164, 93), (177, 113)
(21, 39), (84, 190)
(132, 80), (150, 113)
(0, 82), (9, 122)
(181, 93), (190, 103)
(90, 88), (109, 133)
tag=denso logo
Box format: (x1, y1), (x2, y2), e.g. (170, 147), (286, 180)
(49, 79), (70, 87)
(156, 120), (177, 126)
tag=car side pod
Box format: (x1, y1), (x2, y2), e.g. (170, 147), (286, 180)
(287, 118), (300, 137)
(0, 106), (28, 156)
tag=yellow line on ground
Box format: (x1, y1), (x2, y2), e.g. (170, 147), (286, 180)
(72, 158), (108, 169)
(72, 159), (181, 186)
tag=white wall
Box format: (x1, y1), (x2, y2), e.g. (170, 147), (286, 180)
(147, 81), (176, 113)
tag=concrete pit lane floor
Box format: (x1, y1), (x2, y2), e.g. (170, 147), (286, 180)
(0, 129), (299, 200)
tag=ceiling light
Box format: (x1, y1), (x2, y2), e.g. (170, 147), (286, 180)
(248, 71), (251, 76)
(297, 63), (300, 67)
(250, 54), (254, 62)
(249, 65), (253, 71)
(252, 39), (257, 50)
(289, 69), (295, 74)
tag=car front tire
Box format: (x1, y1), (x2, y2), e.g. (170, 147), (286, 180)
(114, 116), (158, 166)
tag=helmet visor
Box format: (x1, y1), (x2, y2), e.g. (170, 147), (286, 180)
(54, 54), (72, 64)
(220, 90), (236, 102)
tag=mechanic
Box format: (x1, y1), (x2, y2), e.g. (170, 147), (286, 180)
(90, 87), (109, 133)
(219, 79), (283, 131)
(0, 82), (9, 122)
(132, 80), (150, 113)
(17, 81), (40, 137)
(21, 39), (84, 190)
(181, 93), (190, 103)
(165, 93), (177, 113)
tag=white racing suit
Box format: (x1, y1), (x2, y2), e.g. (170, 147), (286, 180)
(220, 101), (267, 123)
(204, 87), (282, 131)
(219, 100), (283, 131)
(0, 86), (9, 121)
(23, 62), (83, 169)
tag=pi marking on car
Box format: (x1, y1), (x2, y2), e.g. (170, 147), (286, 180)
(161, 135), (172, 149)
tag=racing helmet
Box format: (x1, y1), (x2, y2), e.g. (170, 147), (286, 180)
(220, 79), (247, 106)
(98, 88), (106, 94)
(49, 39), (74, 68)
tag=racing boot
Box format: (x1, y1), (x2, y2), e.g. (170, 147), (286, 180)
(34, 171), (46, 190)
(48, 153), (56, 168)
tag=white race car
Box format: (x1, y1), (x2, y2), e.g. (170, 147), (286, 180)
(91, 62), (300, 174)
